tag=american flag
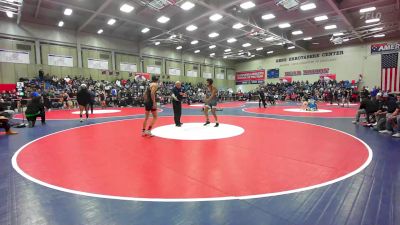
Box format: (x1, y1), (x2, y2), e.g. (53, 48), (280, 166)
(381, 53), (399, 92)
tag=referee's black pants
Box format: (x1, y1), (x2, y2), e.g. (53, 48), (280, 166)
(259, 98), (266, 108)
(173, 101), (182, 126)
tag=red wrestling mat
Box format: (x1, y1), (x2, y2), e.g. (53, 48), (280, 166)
(243, 106), (358, 118)
(13, 116), (371, 201)
(14, 108), (162, 120)
(163, 102), (245, 109)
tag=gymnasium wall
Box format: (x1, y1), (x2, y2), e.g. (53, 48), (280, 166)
(235, 41), (400, 92)
(0, 20), (236, 89)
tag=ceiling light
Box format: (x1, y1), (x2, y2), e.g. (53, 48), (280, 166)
(141, 27), (150, 33)
(233, 23), (244, 29)
(324, 24), (337, 30)
(265, 37), (274, 41)
(58, 21), (64, 27)
(300, 3), (316, 11)
(180, 1), (195, 10)
(288, 46), (295, 49)
(343, 38), (349, 42)
(64, 8), (72, 16)
(333, 32), (344, 36)
(208, 32), (219, 38)
(97, 29), (103, 34)
(303, 37), (312, 40)
(366, 18), (380, 24)
(155, 42), (160, 46)
(176, 46), (182, 50)
(373, 34), (385, 38)
(267, 51), (274, 54)
(194, 50), (200, 53)
(107, 18), (116, 25)
(120, 4), (134, 13)
(292, 30), (303, 35)
(6, 11), (13, 18)
(238, 52), (244, 55)
(242, 43), (252, 47)
(256, 47), (263, 51)
(227, 38), (237, 43)
(186, 25), (198, 31)
(360, 7), (376, 13)
(210, 53), (215, 56)
(224, 49), (231, 52)
(240, 1), (256, 9)
(370, 27), (383, 31)
(170, 34), (177, 39)
(312, 42), (319, 45)
(250, 55), (255, 57)
(223, 56), (228, 59)
(314, 15), (328, 21)
(157, 16), (170, 23)
(278, 23), (291, 28)
(276, 42), (285, 46)
(262, 13), (275, 20)
(209, 45), (216, 49)
(209, 13), (223, 21)
(191, 40), (198, 44)
(239, 50), (244, 52)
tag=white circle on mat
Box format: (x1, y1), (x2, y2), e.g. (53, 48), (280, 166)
(189, 104), (205, 107)
(283, 108), (332, 113)
(152, 123), (244, 140)
(71, 110), (121, 115)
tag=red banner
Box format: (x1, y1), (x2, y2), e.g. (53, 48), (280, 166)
(279, 77), (293, 83)
(319, 74), (336, 81)
(0, 84), (17, 91)
(135, 72), (151, 81)
(235, 70), (265, 85)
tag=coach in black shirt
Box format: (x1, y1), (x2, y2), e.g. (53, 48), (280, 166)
(172, 81), (185, 127)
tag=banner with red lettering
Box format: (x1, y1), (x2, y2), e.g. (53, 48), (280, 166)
(235, 70), (265, 85)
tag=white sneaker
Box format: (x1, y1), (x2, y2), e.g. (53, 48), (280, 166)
(372, 122), (377, 126)
(392, 133), (400, 138)
(145, 130), (154, 137)
(379, 130), (392, 134)
(352, 121), (358, 124)
(80, 118), (83, 122)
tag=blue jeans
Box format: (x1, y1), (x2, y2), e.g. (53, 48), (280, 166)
(386, 115), (400, 133)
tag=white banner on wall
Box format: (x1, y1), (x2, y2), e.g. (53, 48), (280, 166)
(228, 75), (235, 80)
(216, 73), (225, 80)
(203, 72), (212, 78)
(169, 68), (181, 76)
(48, 54), (73, 67)
(88, 58), (109, 70)
(147, 65), (161, 74)
(187, 70), (198, 77)
(0, 49), (30, 64)
(120, 62), (137, 72)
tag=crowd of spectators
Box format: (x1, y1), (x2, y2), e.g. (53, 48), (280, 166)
(246, 79), (362, 104)
(352, 91), (400, 138)
(0, 75), (239, 111)
(1, 75), (398, 138)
